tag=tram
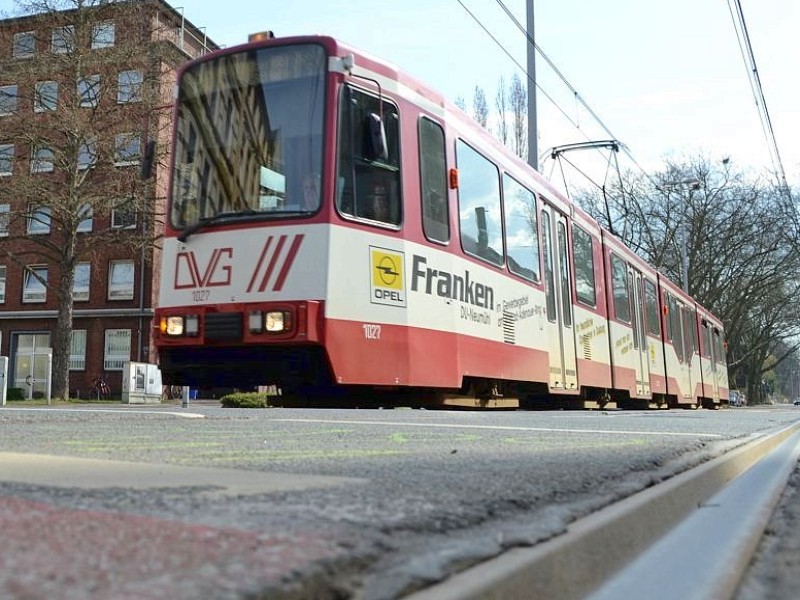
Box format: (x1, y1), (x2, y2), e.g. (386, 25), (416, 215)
(153, 34), (728, 409)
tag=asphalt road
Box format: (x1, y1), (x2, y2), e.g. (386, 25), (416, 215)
(0, 403), (798, 599)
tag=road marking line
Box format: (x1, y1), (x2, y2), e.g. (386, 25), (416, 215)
(269, 418), (723, 438)
(0, 408), (206, 419)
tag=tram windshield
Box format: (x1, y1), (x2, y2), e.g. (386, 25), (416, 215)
(170, 43), (326, 230)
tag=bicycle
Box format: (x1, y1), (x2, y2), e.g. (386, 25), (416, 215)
(162, 385), (184, 402)
(90, 377), (110, 400)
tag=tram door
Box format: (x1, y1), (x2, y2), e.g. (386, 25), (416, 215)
(667, 295), (693, 400)
(541, 205), (578, 391)
(702, 320), (720, 401)
(628, 268), (651, 397)
(681, 305), (697, 400)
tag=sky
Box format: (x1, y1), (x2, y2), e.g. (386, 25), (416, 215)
(173, 0), (799, 191)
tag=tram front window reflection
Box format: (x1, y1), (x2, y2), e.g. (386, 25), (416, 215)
(170, 43), (325, 228)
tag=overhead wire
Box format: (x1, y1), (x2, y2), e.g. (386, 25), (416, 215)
(492, 0), (659, 187)
(453, 0), (585, 136)
(725, 0), (790, 196)
(455, 0), (661, 192)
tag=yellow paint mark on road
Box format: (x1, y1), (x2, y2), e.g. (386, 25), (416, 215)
(389, 432), (481, 444)
(272, 418), (724, 438)
(189, 448), (405, 463)
(502, 437), (647, 449)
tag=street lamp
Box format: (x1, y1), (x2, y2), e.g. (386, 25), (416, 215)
(662, 178), (700, 293)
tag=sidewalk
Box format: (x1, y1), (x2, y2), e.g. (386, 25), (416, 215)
(0, 495), (343, 600)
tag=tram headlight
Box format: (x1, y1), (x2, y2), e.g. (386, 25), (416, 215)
(248, 311), (264, 333)
(265, 311), (287, 332)
(247, 310), (293, 334)
(160, 315), (199, 337)
(185, 315), (200, 337)
(161, 316), (185, 336)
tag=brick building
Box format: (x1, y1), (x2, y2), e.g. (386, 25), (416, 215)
(0, 0), (218, 399)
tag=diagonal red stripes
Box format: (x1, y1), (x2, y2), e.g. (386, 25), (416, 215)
(247, 234), (305, 293)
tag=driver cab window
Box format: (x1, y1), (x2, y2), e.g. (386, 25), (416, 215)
(336, 86), (401, 226)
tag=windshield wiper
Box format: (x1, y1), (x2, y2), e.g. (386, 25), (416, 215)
(177, 210), (258, 243)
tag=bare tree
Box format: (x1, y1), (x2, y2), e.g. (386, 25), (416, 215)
(0, 0), (178, 399)
(509, 73), (527, 160)
(578, 156), (800, 402)
(494, 75), (509, 145)
(472, 85), (488, 129)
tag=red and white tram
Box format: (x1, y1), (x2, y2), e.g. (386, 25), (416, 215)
(153, 35), (728, 408)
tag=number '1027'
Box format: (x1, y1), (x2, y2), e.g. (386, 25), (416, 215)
(363, 324), (381, 340)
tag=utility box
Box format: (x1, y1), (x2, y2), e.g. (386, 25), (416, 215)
(121, 362), (163, 404)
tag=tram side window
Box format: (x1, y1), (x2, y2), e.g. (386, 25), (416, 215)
(542, 211), (556, 322)
(455, 140), (503, 266)
(610, 253), (631, 322)
(503, 174), (540, 282)
(336, 86), (401, 226)
(572, 225), (595, 306)
(714, 329), (726, 365)
(682, 307), (696, 359)
(419, 117), (449, 242)
(667, 294), (684, 363)
(557, 221), (572, 327)
(644, 279), (661, 336)
(701, 320), (712, 358)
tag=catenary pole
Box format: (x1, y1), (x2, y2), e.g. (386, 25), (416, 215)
(526, 0), (537, 170)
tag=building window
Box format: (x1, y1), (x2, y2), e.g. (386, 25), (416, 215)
(74, 262), (90, 301)
(70, 330), (87, 370)
(78, 75), (101, 107)
(13, 31), (35, 58)
(23, 266), (47, 303)
(51, 26), (74, 54)
(114, 133), (140, 166)
(104, 329), (131, 370)
(108, 260), (134, 300)
(91, 21), (115, 49)
(0, 145), (12, 176)
(31, 147), (54, 173)
(0, 265), (5, 303)
(117, 70), (143, 103)
(111, 201), (136, 229)
(34, 81), (58, 112)
(0, 85), (18, 116)
(0, 204), (9, 236)
(27, 205), (51, 234)
(77, 202), (93, 232)
(77, 140), (97, 170)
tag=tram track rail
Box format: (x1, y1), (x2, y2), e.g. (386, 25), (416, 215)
(405, 421), (800, 600)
